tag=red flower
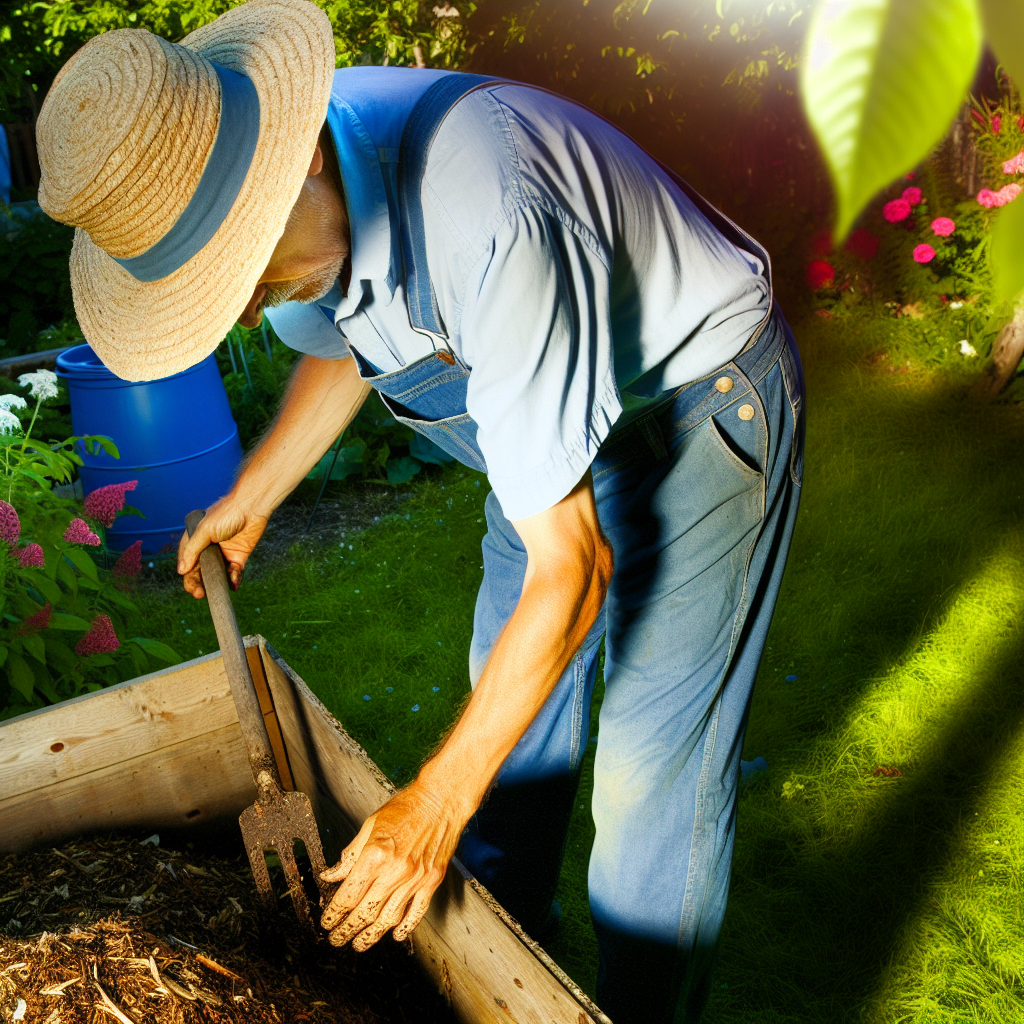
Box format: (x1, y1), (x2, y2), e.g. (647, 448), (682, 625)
(113, 540), (143, 581)
(805, 260), (835, 290)
(912, 244), (936, 263)
(0, 501), (20, 546)
(75, 614), (120, 656)
(17, 604), (51, 634)
(992, 115), (1001, 134)
(63, 518), (101, 546)
(844, 229), (879, 260)
(931, 217), (955, 237)
(16, 543), (44, 568)
(83, 480), (138, 528)
(1018, 114), (1024, 133)
(883, 198), (911, 223)
(905, 171), (916, 180)
(902, 186), (922, 205)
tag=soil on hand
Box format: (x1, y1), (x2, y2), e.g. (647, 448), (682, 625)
(0, 833), (455, 1024)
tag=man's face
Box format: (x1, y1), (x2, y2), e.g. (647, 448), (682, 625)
(238, 127), (350, 328)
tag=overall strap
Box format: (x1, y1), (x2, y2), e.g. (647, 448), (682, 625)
(398, 73), (500, 340)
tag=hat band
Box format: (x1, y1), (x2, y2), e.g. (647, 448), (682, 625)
(113, 62), (260, 283)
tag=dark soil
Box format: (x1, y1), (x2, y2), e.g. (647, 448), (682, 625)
(0, 832), (455, 1024)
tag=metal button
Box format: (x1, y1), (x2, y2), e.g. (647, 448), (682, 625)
(737, 404), (755, 421)
(714, 376), (734, 393)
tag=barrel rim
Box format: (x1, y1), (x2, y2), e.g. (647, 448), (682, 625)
(56, 343), (216, 384)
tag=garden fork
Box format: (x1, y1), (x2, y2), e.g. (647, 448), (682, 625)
(185, 509), (333, 929)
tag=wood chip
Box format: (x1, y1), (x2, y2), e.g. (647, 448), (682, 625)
(196, 952), (243, 981)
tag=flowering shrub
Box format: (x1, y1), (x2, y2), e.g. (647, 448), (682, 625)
(0, 370), (181, 719)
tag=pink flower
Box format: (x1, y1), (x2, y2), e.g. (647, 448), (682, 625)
(913, 244), (936, 263)
(0, 501), (20, 546)
(75, 614), (120, 656)
(883, 198), (912, 223)
(844, 229), (879, 260)
(63, 518), (101, 546)
(113, 540), (143, 580)
(1002, 151), (1024, 175)
(902, 186), (923, 205)
(805, 260), (835, 290)
(931, 217), (956, 237)
(997, 183), (1022, 205)
(977, 188), (998, 208)
(83, 480), (137, 528)
(17, 604), (51, 635)
(17, 543), (45, 568)
(992, 115), (1002, 134)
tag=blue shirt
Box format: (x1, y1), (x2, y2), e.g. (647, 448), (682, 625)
(266, 68), (770, 521)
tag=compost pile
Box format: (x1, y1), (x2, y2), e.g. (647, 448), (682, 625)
(0, 833), (454, 1024)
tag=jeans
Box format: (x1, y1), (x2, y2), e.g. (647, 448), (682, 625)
(459, 305), (804, 1023)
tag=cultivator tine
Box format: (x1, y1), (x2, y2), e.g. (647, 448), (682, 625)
(239, 805), (276, 909)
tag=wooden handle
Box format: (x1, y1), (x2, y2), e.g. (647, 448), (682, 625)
(185, 509), (280, 792)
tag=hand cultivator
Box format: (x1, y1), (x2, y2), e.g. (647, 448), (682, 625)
(185, 509), (332, 928)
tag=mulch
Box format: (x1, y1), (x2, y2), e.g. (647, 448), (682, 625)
(0, 833), (454, 1024)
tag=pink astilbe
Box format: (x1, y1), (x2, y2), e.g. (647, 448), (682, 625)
(992, 115), (1002, 134)
(75, 614), (120, 656)
(805, 260), (835, 290)
(913, 244), (936, 263)
(844, 229), (880, 260)
(83, 480), (138, 528)
(978, 184), (1022, 208)
(902, 186), (923, 205)
(977, 188), (998, 208)
(63, 518), (101, 546)
(0, 501), (20, 546)
(113, 540), (143, 582)
(883, 198), (911, 223)
(931, 217), (956, 237)
(17, 543), (44, 568)
(1002, 150), (1024, 175)
(17, 604), (51, 634)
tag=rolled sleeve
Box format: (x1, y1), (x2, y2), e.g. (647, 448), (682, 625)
(264, 300), (351, 360)
(462, 204), (622, 521)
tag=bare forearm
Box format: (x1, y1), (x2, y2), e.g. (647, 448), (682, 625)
(233, 354), (369, 516)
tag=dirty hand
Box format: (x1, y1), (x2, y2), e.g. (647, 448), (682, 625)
(177, 497), (268, 598)
(319, 779), (466, 951)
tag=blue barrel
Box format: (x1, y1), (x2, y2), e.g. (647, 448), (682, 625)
(56, 344), (243, 554)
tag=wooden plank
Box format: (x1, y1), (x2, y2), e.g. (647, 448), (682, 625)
(0, 653), (235, 801)
(0, 723), (254, 854)
(259, 639), (610, 1024)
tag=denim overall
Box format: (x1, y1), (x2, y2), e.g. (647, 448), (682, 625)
(353, 75), (804, 1024)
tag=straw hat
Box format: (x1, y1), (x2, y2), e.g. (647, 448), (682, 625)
(36, 0), (335, 382)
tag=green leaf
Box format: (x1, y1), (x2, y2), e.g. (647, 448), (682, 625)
(386, 456), (423, 485)
(48, 612), (91, 631)
(801, 0), (983, 241)
(979, 0), (1024, 86)
(22, 633), (46, 664)
(18, 569), (62, 607)
(6, 651), (36, 700)
(129, 637), (183, 665)
(64, 546), (99, 581)
(991, 195), (1024, 303)
(0, 646), (9, 669)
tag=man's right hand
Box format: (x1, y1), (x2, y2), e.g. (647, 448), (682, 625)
(177, 497), (268, 599)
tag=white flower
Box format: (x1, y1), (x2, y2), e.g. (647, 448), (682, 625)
(17, 369), (59, 401)
(0, 409), (23, 434)
(0, 394), (27, 411)
(948, 301), (963, 309)
(958, 340), (978, 358)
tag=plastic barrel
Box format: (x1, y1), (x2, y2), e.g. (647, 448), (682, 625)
(56, 344), (243, 554)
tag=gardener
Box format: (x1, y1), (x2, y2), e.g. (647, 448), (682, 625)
(35, 2), (804, 1020)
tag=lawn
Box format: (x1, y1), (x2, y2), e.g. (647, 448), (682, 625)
(138, 304), (1024, 1023)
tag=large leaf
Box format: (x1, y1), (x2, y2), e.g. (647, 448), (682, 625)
(22, 633), (46, 665)
(48, 612), (91, 631)
(130, 637), (182, 665)
(979, 0), (1024, 86)
(6, 651), (36, 700)
(991, 192), (1024, 303)
(801, 0), (983, 241)
(386, 456), (423, 485)
(64, 546), (99, 581)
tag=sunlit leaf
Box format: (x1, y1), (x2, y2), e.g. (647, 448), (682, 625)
(801, 0), (983, 241)
(990, 196), (1024, 303)
(130, 637), (183, 665)
(979, 0), (1024, 86)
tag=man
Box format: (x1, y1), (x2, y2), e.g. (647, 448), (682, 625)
(36, 1), (804, 1020)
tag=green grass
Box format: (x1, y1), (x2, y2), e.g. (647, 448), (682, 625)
(138, 306), (1024, 1022)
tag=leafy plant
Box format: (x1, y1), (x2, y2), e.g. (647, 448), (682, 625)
(0, 369), (181, 719)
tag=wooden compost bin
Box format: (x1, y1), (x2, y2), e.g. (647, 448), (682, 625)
(0, 636), (609, 1024)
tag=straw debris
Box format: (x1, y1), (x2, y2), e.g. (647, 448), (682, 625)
(0, 833), (454, 1023)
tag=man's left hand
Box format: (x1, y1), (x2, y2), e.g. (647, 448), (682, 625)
(319, 779), (466, 950)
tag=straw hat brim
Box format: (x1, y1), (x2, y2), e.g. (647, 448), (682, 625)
(69, 0), (336, 382)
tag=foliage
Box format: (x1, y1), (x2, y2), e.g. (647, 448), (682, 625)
(799, 0), (1024, 303)
(0, 0), (476, 122)
(0, 202), (76, 354)
(0, 372), (181, 719)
